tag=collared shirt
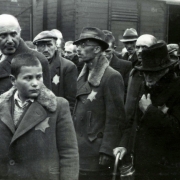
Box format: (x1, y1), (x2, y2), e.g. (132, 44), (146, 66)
(13, 91), (34, 127)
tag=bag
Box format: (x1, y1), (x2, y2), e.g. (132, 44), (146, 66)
(112, 153), (135, 180)
(119, 154), (135, 180)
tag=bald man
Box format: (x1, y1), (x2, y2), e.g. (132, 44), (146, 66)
(113, 34), (157, 178)
(0, 14), (51, 94)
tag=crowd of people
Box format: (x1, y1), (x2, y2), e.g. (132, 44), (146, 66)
(0, 13), (179, 180)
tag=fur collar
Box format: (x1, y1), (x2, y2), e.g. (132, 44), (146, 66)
(0, 85), (57, 112)
(77, 54), (109, 86)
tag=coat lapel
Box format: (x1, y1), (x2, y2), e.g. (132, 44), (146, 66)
(11, 102), (47, 144)
(77, 75), (92, 97)
(0, 100), (15, 134)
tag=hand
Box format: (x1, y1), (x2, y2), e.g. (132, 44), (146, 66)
(113, 147), (127, 160)
(99, 153), (112, 166)
(139, 94), (152, 113)
(158, 104), (169, 114)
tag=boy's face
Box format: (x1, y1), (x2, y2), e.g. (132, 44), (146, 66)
(12, 65), (43, 102)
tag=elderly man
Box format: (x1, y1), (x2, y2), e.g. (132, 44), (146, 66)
(64, 41), (84, 75)
(112, 34), (157, 178)
(73, 27), (126, 180)
(102, 30), (132, 101)
(0, 14), (51, 94)
(120, 28), (138, 67)
(114, 43), (180, 180)
(33, 31), (77, 113)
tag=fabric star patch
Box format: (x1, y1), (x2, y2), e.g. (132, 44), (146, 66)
(35, 117), (50, 133)
(87, 90), (97, 102)
(52, 75), (60, 85)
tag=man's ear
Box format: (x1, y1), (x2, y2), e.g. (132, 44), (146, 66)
(10, 75), (16, 87)
(94, 46), (102, 54)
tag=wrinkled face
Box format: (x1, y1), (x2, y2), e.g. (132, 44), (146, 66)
(76, 40), (99, 62)
(64, 45), (76, 60)
(135, 38), (153, 62)
(12, 65), (43, 102)
(123, 41), (136, 55)
(0, 23), (21, 55)
(143, 69), (169, 88)
(103, 42), (114, 61)
(36, 39), (57, 60)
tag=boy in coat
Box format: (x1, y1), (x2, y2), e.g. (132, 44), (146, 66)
(0, 53), (79, 180)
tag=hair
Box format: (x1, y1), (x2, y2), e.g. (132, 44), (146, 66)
(102, 30), (116, 48)
(11, 53), (41, 78)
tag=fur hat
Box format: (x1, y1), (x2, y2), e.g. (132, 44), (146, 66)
(135, 43), (178, 71)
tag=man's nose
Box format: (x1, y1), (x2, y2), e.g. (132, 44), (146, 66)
(43, 45), (49, 52)
(6, 35), (13, 44)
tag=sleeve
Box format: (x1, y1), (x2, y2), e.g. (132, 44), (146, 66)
(56, 98), (79, 180)
(124, 62), (132, 100)
(64, 64), (78, 114)
(99, 72), (126, 156)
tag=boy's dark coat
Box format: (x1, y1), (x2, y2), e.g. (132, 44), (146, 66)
(73, 55), (126, 171)
(0, 86), (79, 180)
(0, 38), (51, 95)
(50, 52), (77, 113)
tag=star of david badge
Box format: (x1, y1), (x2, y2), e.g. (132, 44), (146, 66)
(87, 90), (97, 102)
(52, 74), (60, 85)
(35, 117), (50, 133)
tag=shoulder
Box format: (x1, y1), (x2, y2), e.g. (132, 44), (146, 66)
(61, 57), (76, 67)
(112, 55), (131, 67)
(56, 96), (69, 107)
(104, 66), (123, 81)
(30, 49), (48, 63)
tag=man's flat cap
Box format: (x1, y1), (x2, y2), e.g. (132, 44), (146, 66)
(33, 31), (57, 45)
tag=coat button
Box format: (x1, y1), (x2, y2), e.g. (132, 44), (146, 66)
(9, 160), (15, 166)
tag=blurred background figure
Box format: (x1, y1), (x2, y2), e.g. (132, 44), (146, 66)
(102, 30), (132, 101)
(25, 41), (36, 50)
(51, 29), (65, 57)
(64, 41), (84, 75)
(120, 28), (138, 67)
(167, 43), (179, 58)
(121, 47), (128, 57)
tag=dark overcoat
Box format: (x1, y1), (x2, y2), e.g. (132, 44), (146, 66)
(0, 38), (51, 94)
(0, 85), (79, 180)
(110, 54), (132, 99)
(123, 52), (138, 68)
(121, 72), (180, 179)
(73, 55), (126, 171)
(50, 52), (77, 113)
